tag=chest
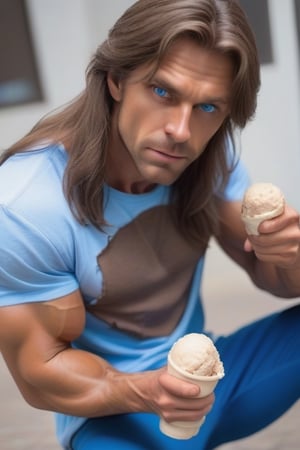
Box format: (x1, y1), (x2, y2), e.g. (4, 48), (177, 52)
(76, 205), (207, 337)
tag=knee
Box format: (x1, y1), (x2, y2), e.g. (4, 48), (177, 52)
(280, 303), (300, 325)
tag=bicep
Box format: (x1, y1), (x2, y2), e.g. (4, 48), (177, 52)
(0, 290), (85, 390)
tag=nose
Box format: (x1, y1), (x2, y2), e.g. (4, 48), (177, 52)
(164, 104), (192, 143)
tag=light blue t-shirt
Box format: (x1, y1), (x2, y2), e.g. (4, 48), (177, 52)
(0, 142), (250, 447)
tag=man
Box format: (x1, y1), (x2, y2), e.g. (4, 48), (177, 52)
(0, 1), (299, 449)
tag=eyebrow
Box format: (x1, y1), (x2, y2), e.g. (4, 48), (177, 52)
(151, 75), (230, 105)
(151, 76), (179, 96)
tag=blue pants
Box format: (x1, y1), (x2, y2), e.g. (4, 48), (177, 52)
(72, 305), (300, 449)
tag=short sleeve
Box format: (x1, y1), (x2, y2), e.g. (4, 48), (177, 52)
(0, 205), (79, 306)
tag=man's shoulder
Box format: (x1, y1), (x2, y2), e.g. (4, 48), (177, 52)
(0, 142), (76, 242)
(0, 142), (67, 209)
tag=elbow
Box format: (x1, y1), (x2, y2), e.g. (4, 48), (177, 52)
(22, 392), (49, 410)
(16, 366), (55, 411)
(15, 383), (52, 411)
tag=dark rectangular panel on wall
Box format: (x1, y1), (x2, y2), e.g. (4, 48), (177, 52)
(0, 0), (44, 108)
(240, 0), (274, 65)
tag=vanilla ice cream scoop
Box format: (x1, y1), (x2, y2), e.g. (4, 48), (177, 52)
(241, 182), (285, 235)
(169, 333), (224, 377)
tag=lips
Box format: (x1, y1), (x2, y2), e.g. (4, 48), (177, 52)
(148, 147), (185, 160)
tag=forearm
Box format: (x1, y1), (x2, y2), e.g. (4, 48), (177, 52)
(273, 265), (300, 298)
(18, 346), (150, 417)
(247, 254), (300, 299)
(219, 238), (300, 298)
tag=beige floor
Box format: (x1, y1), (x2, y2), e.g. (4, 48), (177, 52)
(1, 242), (299, 449)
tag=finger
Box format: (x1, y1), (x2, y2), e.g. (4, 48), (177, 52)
(159, 372), (200, 397)
(161, 394), (214, 423)
(173, 392), (214, 411)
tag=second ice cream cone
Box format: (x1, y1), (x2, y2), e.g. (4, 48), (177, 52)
(159, 333), (224, 440)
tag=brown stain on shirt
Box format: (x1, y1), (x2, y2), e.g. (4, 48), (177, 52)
(87, 206), (208, 338)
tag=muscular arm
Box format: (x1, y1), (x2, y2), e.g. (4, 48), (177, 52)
(216, 199), (300, 298)
(0, 290), (213, 421)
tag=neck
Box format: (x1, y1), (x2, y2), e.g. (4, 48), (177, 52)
(107, 178), (157, 194)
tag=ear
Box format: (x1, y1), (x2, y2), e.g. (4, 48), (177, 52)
(107, 72), (122, 101)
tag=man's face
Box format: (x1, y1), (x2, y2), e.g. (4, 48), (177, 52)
(107, 37), (234, 193)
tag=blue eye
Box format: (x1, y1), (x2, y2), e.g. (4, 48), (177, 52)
(153, 86), (168, 98)
(199, 103), (216, 113)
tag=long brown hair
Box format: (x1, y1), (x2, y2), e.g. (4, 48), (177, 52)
(1, 0), (260, 244)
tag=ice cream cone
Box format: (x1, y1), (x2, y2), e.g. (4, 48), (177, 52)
(159, 337), (224, 440)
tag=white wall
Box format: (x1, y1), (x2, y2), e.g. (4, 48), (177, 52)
(241, 0), (300, 210)
(84, 0), (134, 51)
